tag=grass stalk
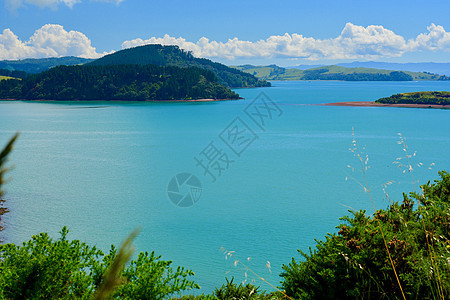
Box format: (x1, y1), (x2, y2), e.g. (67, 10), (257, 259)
(397, 134), (444, 300)
(350, 130), (406, 300)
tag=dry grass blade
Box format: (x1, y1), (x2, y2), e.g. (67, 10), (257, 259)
(0, 133), (19, 199)
(0, 133), (19, 234)
(220, 247), (294, 300)
(93, 228), (140, 300)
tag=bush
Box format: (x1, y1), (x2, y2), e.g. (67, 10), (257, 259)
(0, 227), (199, 299)
(0, 227), (104, 299)
(281, 171), (450, 299)
(114, 250), (199, 299)
(213, 278), (260, 300)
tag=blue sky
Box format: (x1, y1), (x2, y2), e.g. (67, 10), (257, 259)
(1, 0), (450, 66)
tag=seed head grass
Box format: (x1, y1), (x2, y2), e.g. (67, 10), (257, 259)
(346, 128), (406, 300)
(220, 247), (293, 300)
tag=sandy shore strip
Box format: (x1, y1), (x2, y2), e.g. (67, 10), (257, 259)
(322, 101), (450, 109)
(0, 98), (242, 103)
(147, 98), (241, 102)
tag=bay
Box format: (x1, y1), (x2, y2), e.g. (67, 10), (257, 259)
(0, 80), (449, 294)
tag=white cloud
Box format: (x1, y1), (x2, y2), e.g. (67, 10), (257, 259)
(2, 23), (449, 62)
(5, 0), (123, 11)
(0, 29), (32, 59)
(0, 24), (106, 60)
(408, 23), (450, 51)
(330, 23), (408, 59)
(122, 23), (450, 61)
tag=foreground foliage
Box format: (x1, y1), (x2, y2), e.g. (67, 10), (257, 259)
(281, 171), (450, 299)
(0, 134), (18, 233)
(0, 227), (199, 299)
(175, 278), (284, 300)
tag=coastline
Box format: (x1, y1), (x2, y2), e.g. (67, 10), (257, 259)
(323, 101), (450, 109)
(147, 97), (242, 102)
(0, 97), (242, 103)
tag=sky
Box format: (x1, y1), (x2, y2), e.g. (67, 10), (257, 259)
(1, 0), (450, 66)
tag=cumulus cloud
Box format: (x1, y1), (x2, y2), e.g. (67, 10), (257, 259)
(408, 23), (450, 51)
(5, 0), (123, 11)
(2, 23), (450, 61)
(0, 24), (105, 60)
(122, 23), (450, 61)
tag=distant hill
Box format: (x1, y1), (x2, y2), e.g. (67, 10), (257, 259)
(376, 91), (450, 105)
(0, 64), (239, 101)
(288, 62), (450, 76)
(0, 57), (93, 74)
(336, 62), (450, 76)
(233, 64), (450, 81)
(89, 45), (270, 88)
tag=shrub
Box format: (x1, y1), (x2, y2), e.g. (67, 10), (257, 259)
(0, 228), (199, 299)
(281, 171), (450, 299)
(213, 278), (260, 300)
(0, 227), (104, 299)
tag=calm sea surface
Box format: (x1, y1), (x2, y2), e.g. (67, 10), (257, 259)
(1, 80), (449, 294)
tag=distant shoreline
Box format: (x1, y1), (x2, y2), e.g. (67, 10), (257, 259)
(323, 101), (450, 109)
(0, 98), (242, 103)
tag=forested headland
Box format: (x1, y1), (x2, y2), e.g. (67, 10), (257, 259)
(0, 64), (239, 101)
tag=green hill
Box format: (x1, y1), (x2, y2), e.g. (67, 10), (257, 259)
(0, 57), (93, 74)
(89, 44), (270, 88)
(233, 64), (450, 81)
(336, 61), (450, 76)
(0, 64), (239, 101)
(0, 69), (28, 79)
(376, 91), (450, 105)
(0, 76), (15, 81)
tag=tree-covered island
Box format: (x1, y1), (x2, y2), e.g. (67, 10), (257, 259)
(376, 91), (450, 105)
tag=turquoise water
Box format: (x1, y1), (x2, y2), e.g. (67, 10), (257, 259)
(1, 80), (449, 294)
